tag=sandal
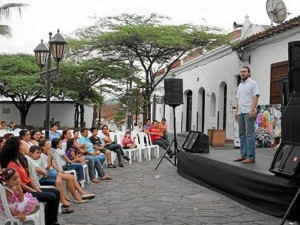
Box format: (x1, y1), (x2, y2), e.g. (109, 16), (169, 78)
(91, 178), (100, 183)
(73, 199), (87, 204)
(62, 208), (74, 214)
(101, 176), (112, 181)
(107, 164), (116, 168)
(81, 194), (95, 200)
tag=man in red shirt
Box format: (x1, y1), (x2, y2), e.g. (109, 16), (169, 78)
(147, 120), (173, 158)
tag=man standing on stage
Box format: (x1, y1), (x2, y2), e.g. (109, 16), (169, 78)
(234, 66), (260, 163)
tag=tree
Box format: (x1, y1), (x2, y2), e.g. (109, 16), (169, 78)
(55, 58), (127, 128)
(69, 13), (229, 122)
(0, 54), (44, 125)
(114, 87), (145, 127)
(0, 2), (28, 36)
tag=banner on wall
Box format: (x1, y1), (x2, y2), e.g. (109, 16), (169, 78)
(234, 104), (281, 148)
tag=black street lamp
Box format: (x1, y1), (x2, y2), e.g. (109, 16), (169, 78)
(126, 50), (135, 130)
(34, 30), (67, 139)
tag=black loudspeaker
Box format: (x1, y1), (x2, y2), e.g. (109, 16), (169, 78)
(288, 41), (300, 97)
(281, 97), (300, 143)
(182, 131), (209, 153)
(164, 78), (183, 106)
(282, 78), (290, 107)
(269, 143), (300, 179)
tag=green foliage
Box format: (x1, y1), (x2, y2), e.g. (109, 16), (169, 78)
(0, 54), (44, 125)
(114, 95), (127, 123)
(0, 54), (43, 97)
(114, 87), (145, 124)
(68, 13), (229, 119)
(55, 58), (127, 105)
(0, 2), (29, 37)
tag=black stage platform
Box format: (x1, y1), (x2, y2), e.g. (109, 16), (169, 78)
(177, 148), (300, 219)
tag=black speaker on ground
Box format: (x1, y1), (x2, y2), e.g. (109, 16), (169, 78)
(269, 143), (300, 179)
(164, 78), (183, 107)
(182, 131), (209, 153)
(288, 41), (300, 97)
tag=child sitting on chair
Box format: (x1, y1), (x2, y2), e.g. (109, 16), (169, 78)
(0, 168), (39, 222)
(122, 131), (137, 149)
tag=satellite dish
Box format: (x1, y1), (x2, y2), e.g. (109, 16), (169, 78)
(233, 21), (243, 30)
(266, 0), (287, 25)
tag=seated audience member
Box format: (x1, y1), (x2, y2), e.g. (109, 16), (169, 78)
(0, 136), (60, 225)
(89, 127), (116, 168)
(61, 128), (73, 144)
(73, 129), (102, 183)
(3, 132), (14, 140)
(49, 123), (61, 142)
(39, 138), (95, 203)
(147, 120), (173, 158)
(73, 129), (81, 141)
(0, 121), (7, 130)
(0, 137), (5, 153)
(30, 129), (42, 146)
(78, 128), (112, 180)
(7, 121), (15, 131)
(99, 125), (130, 167)
(159, 117), (168, 140)
(143, 119), (152, 132)
(28, 145), (73, 212)
(51, 138), (85, 183)
(0, 168), (40, 221)
(65, 138), (85, 163)
(122, 131), (137, 149)
(134, 121), (143, 132)
(19, 129), (33, 148)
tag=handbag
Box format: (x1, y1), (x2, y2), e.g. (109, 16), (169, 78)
(62, 164), (72, 171)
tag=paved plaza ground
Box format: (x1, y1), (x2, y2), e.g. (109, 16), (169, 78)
(55, 146), (286, 225)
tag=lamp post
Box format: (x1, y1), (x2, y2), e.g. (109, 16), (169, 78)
(126, 50), (135, 130)
(34, 30), (67, 139)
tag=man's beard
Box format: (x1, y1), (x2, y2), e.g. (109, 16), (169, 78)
(241, 76), (249, 81)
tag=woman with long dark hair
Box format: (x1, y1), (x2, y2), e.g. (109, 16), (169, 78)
(39, 138), (94, 203)
(52, 138), (85, 183)
(0, 136), (60, 225)
(30, 129), (42, 146)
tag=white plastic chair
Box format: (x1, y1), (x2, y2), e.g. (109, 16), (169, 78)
(27, 160), (55, 190)
(137, 132), (151, 160)
(145, 133), (160, 159)
(0, 184), (44, 225)
(27, 160), (61, 214)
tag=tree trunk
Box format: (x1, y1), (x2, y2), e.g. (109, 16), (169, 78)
(20, 109), (28, 126)
(92, 105), (97, 127)
(142, 91), (151, 124)
(74, 103), (79, 128)
(80, 104), (85, 128)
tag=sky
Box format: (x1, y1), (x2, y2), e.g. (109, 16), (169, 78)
(0, 0), (300, 54)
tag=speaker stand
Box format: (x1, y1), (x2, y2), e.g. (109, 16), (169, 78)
(155, 105), (181, 170)
(280, 185), (300, 225)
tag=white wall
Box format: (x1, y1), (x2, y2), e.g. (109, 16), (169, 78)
(152, 25), (300, 141)
(0, 101), (94, 128)
(247, 28), (300, 104)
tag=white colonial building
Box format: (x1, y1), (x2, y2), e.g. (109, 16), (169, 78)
(0, 99), (94, 129)
(152, 15), (300, 141)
